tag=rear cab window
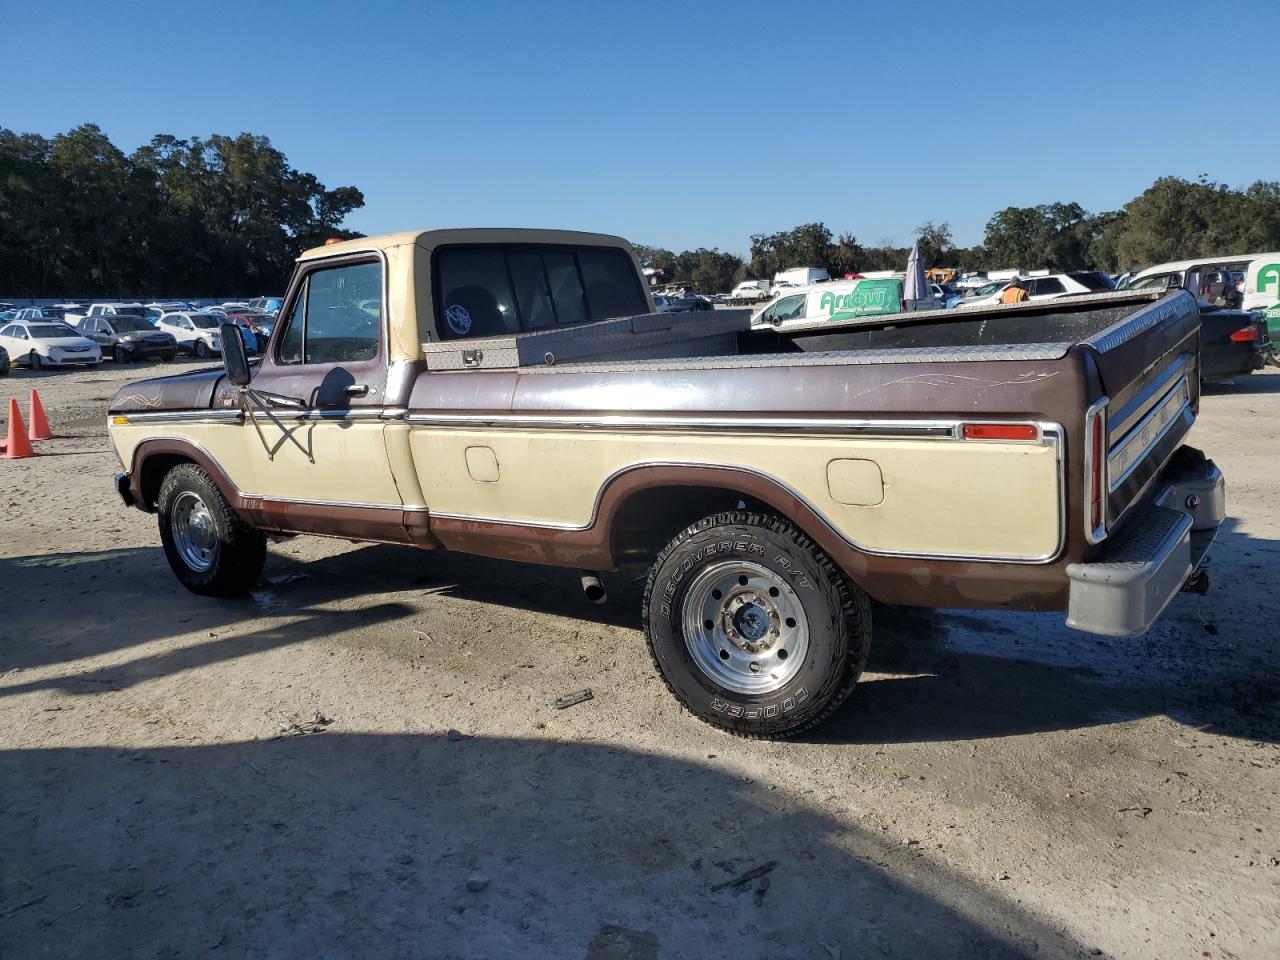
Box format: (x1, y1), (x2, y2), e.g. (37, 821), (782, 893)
(433, 244), (648, 340)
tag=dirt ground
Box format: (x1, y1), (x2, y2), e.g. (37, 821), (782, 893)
(2, 359), (1278, 960)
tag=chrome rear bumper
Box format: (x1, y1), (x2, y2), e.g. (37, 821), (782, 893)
(1065, 447), (1224, 637)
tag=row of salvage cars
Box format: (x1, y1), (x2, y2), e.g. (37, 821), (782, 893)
(0, 303), (278, 373)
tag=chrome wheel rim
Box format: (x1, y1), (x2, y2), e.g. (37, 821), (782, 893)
(171, 491), (217, 572)
(681, 560), (809, 695)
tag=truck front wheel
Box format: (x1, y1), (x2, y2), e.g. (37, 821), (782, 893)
(157, 463), (266, 596)
(643, 511), (871, 739)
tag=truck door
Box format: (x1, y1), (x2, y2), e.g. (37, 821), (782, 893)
(239, 253), (403, 528)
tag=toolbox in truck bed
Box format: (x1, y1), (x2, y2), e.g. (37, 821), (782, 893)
(422, 309), (750, 370)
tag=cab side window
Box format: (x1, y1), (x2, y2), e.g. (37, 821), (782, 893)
(276, 260), (381, 365)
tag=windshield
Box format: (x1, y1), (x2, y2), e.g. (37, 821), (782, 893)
(1068, 271), (1115, 292)
(1130, 274), (1180, 291)
(975, 282), (1006, 296)
(112, 316), (154, 332)
(30, 324), (78, 339)
(190, 315), (220, 329)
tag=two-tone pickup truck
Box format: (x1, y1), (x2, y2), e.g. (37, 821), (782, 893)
(107, 228), (1225, 738)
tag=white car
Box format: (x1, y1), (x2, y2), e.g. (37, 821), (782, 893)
(156, 312), (224, 358)
(0, 320), (102, 369)
(961, 271), (1113, 307)
(730, 281), (772, 302)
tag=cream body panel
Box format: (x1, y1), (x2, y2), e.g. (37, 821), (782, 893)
(409, 428), (1061, 560)
(114, 420), (404, 506)
(113, 422), (264, 494)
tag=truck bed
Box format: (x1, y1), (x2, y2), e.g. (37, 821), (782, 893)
(526, 291), (1175, 373)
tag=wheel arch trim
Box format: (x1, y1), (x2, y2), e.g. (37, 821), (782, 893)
(126, 437), (242, 513)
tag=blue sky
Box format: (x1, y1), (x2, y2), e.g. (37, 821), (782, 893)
(5, 0), (1276, 255)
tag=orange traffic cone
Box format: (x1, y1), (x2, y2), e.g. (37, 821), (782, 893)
(28, 389), (53, 441)
(2, 399), (37, 459)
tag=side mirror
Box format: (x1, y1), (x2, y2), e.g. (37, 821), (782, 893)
(220, 323), (252, 387)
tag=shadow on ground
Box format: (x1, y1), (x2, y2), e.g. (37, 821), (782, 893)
(1201, 367), (1280, 394)
(4, 516), (1277, 746)
(0, 733), (1096, 960)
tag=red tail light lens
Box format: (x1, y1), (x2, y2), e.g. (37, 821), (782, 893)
(1229, 326), (1258, 342)
(1084, 399), (1108, 544)
(1090, 418), (1104, 533)
(961, 423), (1039, 441)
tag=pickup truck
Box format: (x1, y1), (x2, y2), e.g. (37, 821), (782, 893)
(107, 228), (1226, 738)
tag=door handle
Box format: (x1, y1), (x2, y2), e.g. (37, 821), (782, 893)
(344, 384), (370, 396)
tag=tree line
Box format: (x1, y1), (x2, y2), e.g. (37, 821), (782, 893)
(4, 124), (1279, 298)
(637, 176), (1280, 293)
(0, 123), (364, 297)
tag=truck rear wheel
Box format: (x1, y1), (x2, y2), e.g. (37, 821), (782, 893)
(157, 463), (266, 596)
(643, 511), (871, 739)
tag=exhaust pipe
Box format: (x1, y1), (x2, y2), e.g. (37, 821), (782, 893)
(580, 571), (607, 605)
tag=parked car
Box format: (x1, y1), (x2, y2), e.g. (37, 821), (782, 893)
(729, 280), (772, 303)
(155, 312), (224, 358)
(1197, 306), (1269, 382)
(0, 320), (102, 369)
(78, 314), (178, 362)
(145, 302), (191, 317)
(772, 267), (829, 289)
(1241, 255), (1280, 355)
(66, 303), (148, 327)
(963, 272), (1113, 306)
(1127, 254), (1280, 307)
(220, 311), (272, 352)
(219, 304), (274, 327)
(15, 306), (67, 322)
(949, 280), (1011, 308)
(662, 295), (713, 313)
(106, 229), (1224, 740)
(752, 277), (904, 329)
(247, 296), (284, 315)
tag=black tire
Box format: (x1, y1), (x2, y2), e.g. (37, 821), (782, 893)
(643, 511), (871, 739)
(157, 463), (266, 597)
(0, 350), (9, 376)
(161, 352), (177, 362)
(194, 340), (210, 359)
(29, 350), (42, 371)
(115, 345), (132, 363)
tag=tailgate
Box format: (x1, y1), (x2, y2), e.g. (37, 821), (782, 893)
(1080, 291), (1201, 537)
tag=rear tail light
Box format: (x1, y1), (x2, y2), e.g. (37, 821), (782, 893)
(1084, 399), (1108, 544)
(1229, 326), (1258, 342)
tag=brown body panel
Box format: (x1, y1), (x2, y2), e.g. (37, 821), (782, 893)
(430, 462), (1073, 610)
(126, 437), (1072, 610)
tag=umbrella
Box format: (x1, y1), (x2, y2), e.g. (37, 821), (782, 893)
(903, 242), (928, 304)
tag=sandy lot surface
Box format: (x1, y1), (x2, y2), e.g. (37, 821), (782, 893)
(1, 359), (1278, 960)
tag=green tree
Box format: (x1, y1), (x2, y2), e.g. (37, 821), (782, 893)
(671, 247), (745, 294)
(749, 223), (835, 279)
(914, 221), (955, 268)
(982, 202), (1096, 271)
(0, 124), (365, 297)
